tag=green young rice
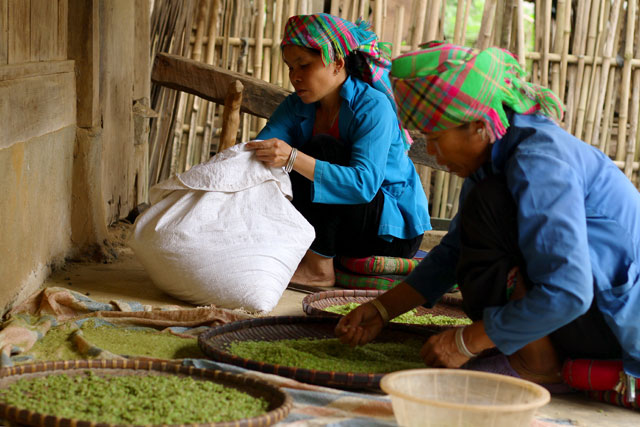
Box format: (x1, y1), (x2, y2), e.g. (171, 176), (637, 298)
(26, 319), (203, 362)
(0, 371), (269, 424)
(228, 338), (426, 373)
(325, 302), (472, 326)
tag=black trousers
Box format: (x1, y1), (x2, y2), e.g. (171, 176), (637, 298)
(290, 134), (422, 259)
(456, 174), (621, 360)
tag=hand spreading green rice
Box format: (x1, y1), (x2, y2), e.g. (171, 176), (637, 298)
(228, 338), (426, 373)
(325, 302), (472, 326)
(0, 371), (268, 424)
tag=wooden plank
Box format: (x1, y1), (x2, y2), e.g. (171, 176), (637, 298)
(7, 0), (30, 64)
(0, 58), (72, 80)
(152, 52), (288, 120)
(30, 0), (55, 61)
(0, 69), (75, 148)
(68, 0), (99, 128)
(56, 0), (67, 59)
(151, 52), (443, 170)
(133, 0), (150, 99)
(0, 0), (7, 64)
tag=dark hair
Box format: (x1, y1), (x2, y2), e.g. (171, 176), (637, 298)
(344, 51), (368, 80)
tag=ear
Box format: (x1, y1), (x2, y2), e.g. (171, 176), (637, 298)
(333, 56), (346, 75)
(470, 120), (492, 144)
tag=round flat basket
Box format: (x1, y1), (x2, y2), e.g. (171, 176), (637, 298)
(0, 359), (292, 427)
(198, 316), (438, 390)
(302, 289), (468, 327)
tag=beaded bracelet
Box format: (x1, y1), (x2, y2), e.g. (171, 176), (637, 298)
(284, 148), (298, 173)
(370, 299), (390, 325)
(455, 326), (478, 358)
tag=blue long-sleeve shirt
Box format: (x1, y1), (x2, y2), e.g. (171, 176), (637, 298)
(257, 76), (431, 241)
(405, 113), (640, 376)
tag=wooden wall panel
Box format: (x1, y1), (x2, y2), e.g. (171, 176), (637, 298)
(0, 62), (76, 148)
(30, 0), (56, 61)
(0, 0), (7, 64)
(56, 0), (67, 59)
(7, 0), (30, 64)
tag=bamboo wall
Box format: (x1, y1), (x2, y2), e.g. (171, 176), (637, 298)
(149, 0), (640, 219)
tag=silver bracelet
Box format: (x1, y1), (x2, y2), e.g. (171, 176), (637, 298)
(455, 327), (478, 358)
(284, 148), (297, 173)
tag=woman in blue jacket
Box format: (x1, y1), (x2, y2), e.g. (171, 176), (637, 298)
(336, 42), (640, 390)
(247, 14), (430, 287)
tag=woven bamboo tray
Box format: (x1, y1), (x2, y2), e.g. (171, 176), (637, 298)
(198, 316), (438, 390)
(0, 359), (292, 427)
(302, 289), (468, 326)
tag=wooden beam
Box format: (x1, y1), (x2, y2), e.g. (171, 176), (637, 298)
(152, 52), (288, 119)
(151, 52), (444, 170)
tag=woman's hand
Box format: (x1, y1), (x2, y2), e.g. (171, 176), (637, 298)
(246, 139), (292, 168)
(335, 302), (384, 346)
(420, 328), (470, 368)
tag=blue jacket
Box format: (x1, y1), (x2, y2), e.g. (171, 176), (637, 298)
(257, 76), (431, 241)
(405, 113), (640, 376)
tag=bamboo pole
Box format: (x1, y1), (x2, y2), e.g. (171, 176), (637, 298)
(558, 0), (571, 105)
(425, 0), (441, 42)
(453, 0), (466, 44)
(499, 0), (516, 49)
(574, 0), (602, 141)
(411, 0), (428, 48)
(600, 4), (625, 154)
(391, 5), (404, 58)
(588, 0), (623, 148)
(285, 0), (296, 91)
(600, 70), (618, 155)
(476, 0), (496, 50)
(271, 0), (284, 87)
(330, 0), (340, 17)
(184, 0), (209, 171)
(550, 0), (566, 97)
(632, 4), (640, 175)
(515, 0), (525, 68)
(493, 0), (505, 47)
(374, 0), (383, 38)
(438, 174), (451, 218)
(218, 80), (244, 152)
(250, 0), (266, 134)
(540, 0), (551, 87)
(431, 169), (445, 218)
(201, 0), (221, 163)
(253, 0), (265, 80)
(565, 0), (588, 133)
(623, 0), (639, 173)
(460, 0), (471, 46)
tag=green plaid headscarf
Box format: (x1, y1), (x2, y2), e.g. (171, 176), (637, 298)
(390, 41), (564, 142)
(282, 13), (412, 149)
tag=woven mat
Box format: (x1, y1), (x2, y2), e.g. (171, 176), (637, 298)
(183, 359), (575, 427)
(198, 315), (439, 390)
(302, 289), (467, 323)
(0, 359), (291, 427)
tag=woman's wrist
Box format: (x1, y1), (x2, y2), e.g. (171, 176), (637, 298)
(460, 321), (494, 356)
(284, 147), (298, 173)
(370, 299), (390, 325)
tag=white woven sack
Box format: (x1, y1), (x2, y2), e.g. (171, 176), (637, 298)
(129, 143), (315, 312)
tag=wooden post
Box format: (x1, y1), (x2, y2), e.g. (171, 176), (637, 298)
(218, 80), (244, 152)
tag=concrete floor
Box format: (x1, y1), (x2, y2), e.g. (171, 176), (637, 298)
(41, 229), (640, 426)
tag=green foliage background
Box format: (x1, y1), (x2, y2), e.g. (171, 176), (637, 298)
(442, 0), (536, 51)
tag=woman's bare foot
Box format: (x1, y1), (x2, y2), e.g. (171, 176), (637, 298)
(507, 337), (563, 384)
(290, 250), (335, 287)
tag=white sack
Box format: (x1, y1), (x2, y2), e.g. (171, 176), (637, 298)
(129, 142), (315, 312)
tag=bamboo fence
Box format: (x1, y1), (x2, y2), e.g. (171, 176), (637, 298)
(149, 0), (640, 220)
